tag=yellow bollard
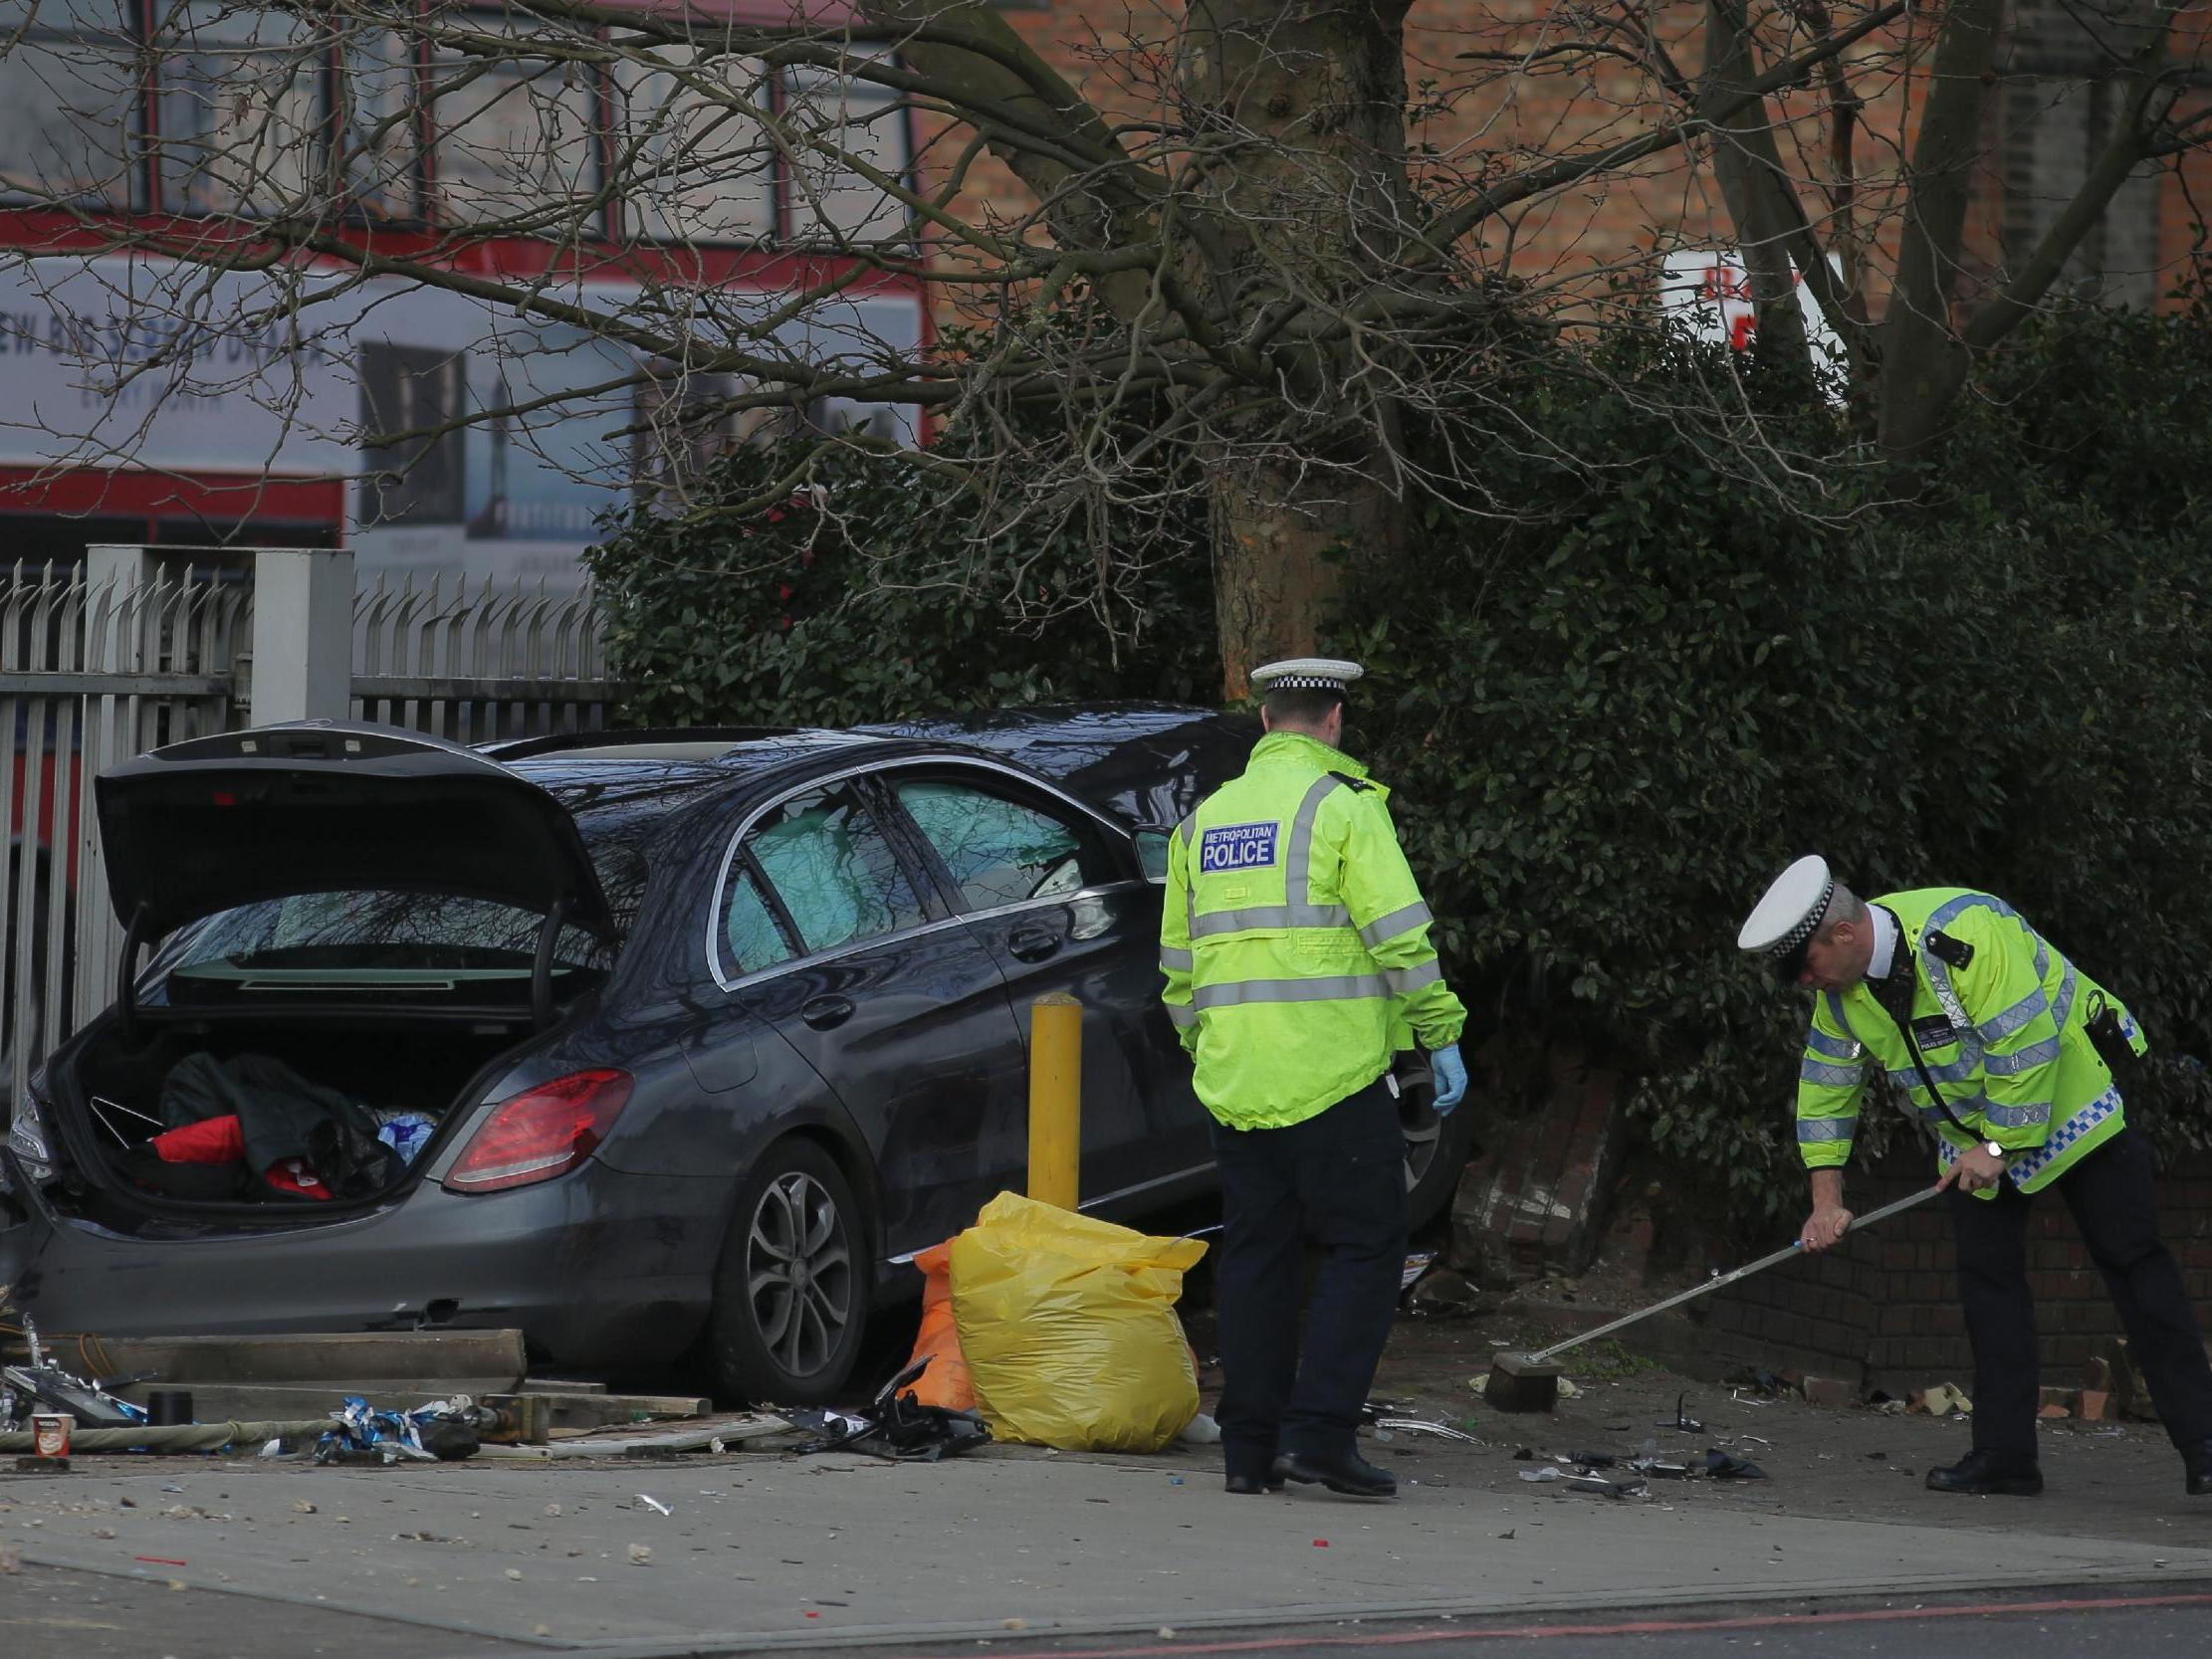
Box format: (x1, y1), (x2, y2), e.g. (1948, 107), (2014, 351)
(1027, 992), (1082, 1209)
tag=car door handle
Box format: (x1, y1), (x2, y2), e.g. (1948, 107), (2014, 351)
(1007, 924), (1063, 962)
(800, 994), (856, 1030)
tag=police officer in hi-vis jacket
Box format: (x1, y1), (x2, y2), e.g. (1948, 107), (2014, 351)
(1162, 658), (1468, 1499)
(1741, 855), (2212, 1499)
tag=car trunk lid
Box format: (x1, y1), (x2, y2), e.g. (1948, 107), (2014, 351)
(97, 723), (613, 940)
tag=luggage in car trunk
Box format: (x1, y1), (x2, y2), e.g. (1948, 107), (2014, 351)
(63, 1024), (525, 1217)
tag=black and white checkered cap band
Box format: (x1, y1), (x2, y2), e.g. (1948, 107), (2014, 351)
(1768, 878), (1837, 957)
(1264, 674), (1349, 692)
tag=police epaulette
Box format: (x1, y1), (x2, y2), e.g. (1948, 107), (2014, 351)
(1925, 931), (1975, 969)
(1329, 771), (1375, 792)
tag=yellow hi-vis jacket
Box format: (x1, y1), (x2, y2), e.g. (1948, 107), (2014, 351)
(1796, 887), (2146, 1196)
(1161, 730), (1466, 1131)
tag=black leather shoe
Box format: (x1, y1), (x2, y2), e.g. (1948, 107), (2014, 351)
(1273, 1449), (1398, 1499)
(1925, 1448), (2044, 1496)
(1223, 1470), (1285, 1496)
(2184, 1440), (2212, 1496)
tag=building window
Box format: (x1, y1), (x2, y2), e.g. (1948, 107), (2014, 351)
(429, 18), (601, 228)
(2000, 77), (2160, 310)
(781, 60), (911, 244)
(612, 42), (775, 246)
(0, 0), (141, 208)
(154, 0), (326, 216)
(337, 29), (422, 222)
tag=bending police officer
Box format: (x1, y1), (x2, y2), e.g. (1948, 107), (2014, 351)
(1740, 855), (2212, 1498)
(1162, 658), (1469, 1500)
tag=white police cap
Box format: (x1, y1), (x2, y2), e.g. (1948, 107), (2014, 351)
(1250, 657), (1364, 696)
(1738, 854), (1836, 983)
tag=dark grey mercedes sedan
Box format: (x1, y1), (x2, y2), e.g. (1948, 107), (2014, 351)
(0, 707), (1471, 1402)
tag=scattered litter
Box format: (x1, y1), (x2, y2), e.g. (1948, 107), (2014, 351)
(1373, 1417), (1478, 1443)
(1629, 1458), (1688, 1478)
(1660, 1392), (1703, 1433)
(787, 1356), (989, 1462)
(314, 1395), (494, 1465)
(1400, 1251), (1438, 1292)
(0, 1545), (20, 1575)
(504, 1568), (524, 1581)
(1909, 1383), (1973, 1417)
(1556, 1378), (1582, 1400)
(1312, 1540), (1330, 1548)
(1699, 1449), (1768, 1480)
(134, 1555), (187, 1566)
(1567, 1474), (1648, 1499)
(1168, 1476), (1185, 1486)
(544, 1504), (562, 1518)
(1731, 1391), (1775, 1407)
(635, 1495), (672, 1517)
(1518, 1466), (1567, 1483)
(1178, 1413), (1221, 1446)
(627, 1544), (653, 1565)
(1565, 1450), (1617, 1467)
(293, 1500), (318, 1514)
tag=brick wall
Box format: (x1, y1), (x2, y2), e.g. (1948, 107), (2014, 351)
(1699, 1151), (2212, 1394)
(903, 3), (2204, 334)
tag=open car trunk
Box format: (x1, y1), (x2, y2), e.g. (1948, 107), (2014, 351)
(53, 1017), (527, 1228)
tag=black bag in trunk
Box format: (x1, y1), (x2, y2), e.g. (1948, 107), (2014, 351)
(158, 1052), (402, 1200)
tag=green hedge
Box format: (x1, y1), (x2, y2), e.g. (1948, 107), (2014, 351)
(585, 304), (2212, 1223)
(584, 444), (1219, 727)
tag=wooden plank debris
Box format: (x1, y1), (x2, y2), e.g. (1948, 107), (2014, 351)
(475, 1412), (795, 1460)
(66, 1330), (528, 1387)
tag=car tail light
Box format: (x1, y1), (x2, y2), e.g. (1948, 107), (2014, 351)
(443, 1069), (632, 1194)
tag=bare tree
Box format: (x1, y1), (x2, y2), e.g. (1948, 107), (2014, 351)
(0, 0), (2203, 691)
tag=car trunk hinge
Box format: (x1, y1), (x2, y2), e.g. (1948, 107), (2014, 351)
(532, 898), (570, 1031)
(115, 902), (150, 1040)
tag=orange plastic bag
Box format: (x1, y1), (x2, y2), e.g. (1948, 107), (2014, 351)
(901, 1241), (977, 1410)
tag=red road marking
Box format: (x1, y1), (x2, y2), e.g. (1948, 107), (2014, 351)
(902, 1590), (2212, 1659)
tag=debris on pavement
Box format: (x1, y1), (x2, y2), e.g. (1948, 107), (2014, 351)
(787, 1356), (990, 1463)
(1909, 1383), (1973, 1417)
(1372, 1416), (1479, 1442)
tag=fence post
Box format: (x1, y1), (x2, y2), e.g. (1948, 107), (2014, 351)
(249, 547), (354, 724)
(70, 545), (162, 1072)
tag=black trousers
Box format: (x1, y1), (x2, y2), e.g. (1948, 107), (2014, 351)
(1949, 1124), (2212, 1458)
(1210, 1076), (1408, 1481)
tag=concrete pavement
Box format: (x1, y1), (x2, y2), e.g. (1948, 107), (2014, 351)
(6, 1439), (2212, 1658)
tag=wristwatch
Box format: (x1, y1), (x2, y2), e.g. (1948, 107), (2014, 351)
(1982, 1140), (2005, 1159)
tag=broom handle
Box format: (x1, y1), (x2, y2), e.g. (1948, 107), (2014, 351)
(1528, 1183), (1945, 1364)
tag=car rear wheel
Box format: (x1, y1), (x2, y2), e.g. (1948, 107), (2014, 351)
(707, 1140), (870, 1405)
(1397, 1060), (1478, 1232)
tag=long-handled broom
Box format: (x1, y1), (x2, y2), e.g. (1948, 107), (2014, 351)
(1483, 1183), (1944, 1412)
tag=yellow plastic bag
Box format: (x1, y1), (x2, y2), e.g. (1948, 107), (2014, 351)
(950, 1191), (1208, 1452)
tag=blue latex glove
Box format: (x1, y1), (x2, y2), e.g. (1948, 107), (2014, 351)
(1429, 1043), (1468, 1115)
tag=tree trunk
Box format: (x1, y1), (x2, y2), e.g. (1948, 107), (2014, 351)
(1213, 459), (1404, 699)
(1178, 2), (1418, 696)
(1873, 0), (2003, 460)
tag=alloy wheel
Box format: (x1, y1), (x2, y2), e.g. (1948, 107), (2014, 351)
(746, 1169), (855, 1380)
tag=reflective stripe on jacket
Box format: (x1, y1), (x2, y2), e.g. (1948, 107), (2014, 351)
(1795, 887), (2143, 1196)
(1161, 730), (1466, 1131)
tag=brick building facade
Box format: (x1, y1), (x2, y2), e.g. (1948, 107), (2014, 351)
(924, 1), (2209, 334)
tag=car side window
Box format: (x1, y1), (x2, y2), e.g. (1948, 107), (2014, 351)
(738, 780), (927, 959)
(1135, 829), (1171, 881)
(893, 777), (1115, 913)
(723, 865), (797, 976)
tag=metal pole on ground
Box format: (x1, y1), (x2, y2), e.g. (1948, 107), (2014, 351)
(1026, 993), (1081, 1209)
